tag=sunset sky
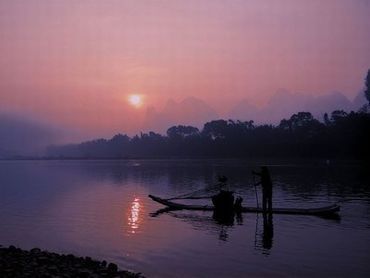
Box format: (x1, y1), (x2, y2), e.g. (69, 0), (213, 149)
(1, 0), (370, 143)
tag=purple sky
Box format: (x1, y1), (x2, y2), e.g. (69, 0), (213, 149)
(0, 0), (369, 145)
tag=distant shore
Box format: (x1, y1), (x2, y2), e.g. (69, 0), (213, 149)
(0, 156), (368, 166)
(0, 245), (143, 278)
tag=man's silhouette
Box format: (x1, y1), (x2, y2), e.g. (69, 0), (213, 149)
(252, 166), (273, 213)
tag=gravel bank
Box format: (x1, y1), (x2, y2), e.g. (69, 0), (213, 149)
(0, 245), (144, 278)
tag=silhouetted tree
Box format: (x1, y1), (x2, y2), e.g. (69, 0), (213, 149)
(323, 113), (330, 126)
(330, 110), (348, 122)
(278, 119), (292, 131)
(365, 69), (370, 105)
(202, 120), (229, 140)
(46, 110), (370, 160)
(290, 112), (315, 128)
(108, 134), (130, 157)
(167, 125), (199, 139)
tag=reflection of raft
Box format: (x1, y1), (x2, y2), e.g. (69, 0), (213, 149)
(148, 195), (340, 217)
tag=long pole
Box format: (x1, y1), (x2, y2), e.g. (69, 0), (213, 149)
(253, 175), (259, 208)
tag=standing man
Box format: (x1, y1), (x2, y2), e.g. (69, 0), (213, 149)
(252, 166), (273, 213)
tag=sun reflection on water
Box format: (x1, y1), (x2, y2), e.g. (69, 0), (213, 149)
(128, 198), (141, 234)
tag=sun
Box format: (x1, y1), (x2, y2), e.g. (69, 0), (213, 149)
(128, 94), (143, 108)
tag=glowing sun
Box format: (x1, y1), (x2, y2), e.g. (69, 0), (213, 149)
(128, 94), (143, 108)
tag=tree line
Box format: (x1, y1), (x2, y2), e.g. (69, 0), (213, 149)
(46, 109), (369, 159)
(46, 69), (370, 160)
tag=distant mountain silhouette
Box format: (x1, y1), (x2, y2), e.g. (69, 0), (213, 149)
(143, 97), (218, 133)
(353, 91), (368, 109)
(228, 90), (361, 124)
(228, 100), (259, 122)
(2, 92), (369, 159)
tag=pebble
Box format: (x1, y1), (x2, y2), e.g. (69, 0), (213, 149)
(0, 245), (143, 278)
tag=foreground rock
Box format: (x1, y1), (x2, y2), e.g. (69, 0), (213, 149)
(0, 245), (143, 278)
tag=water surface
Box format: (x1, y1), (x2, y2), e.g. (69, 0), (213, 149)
(0, 159), (369, 277)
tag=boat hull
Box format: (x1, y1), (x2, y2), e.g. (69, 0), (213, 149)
(148, 194), (340, 216)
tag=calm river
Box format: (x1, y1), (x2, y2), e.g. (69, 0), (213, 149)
(0, 159), (369, 277)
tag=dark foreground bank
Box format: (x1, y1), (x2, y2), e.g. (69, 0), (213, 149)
(0, 245), (143, 278)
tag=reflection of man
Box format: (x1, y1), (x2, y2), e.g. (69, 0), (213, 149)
(252, 166), (273, 213)
(262, 214), (274, 250)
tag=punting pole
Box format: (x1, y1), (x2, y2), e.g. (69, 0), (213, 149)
(253, 175), (259, 209)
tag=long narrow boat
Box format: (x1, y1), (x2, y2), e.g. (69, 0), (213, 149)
(148, 194), (340, 216)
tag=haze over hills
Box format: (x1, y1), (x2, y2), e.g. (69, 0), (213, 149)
(142, 90), (366, 133)
(229, 90), (365, 124)
(0, 89), (367, 157)
(142, 97), (218, 133)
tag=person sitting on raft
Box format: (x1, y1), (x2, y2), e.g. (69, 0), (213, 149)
(212, 176), (243, 212)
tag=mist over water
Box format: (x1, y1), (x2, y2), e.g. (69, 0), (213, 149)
(0, 113), (58, 156)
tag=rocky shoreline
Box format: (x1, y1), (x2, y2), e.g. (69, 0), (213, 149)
(0, 245), (143, 277)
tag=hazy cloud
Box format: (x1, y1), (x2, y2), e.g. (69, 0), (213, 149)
(142, 97), (218, 133)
